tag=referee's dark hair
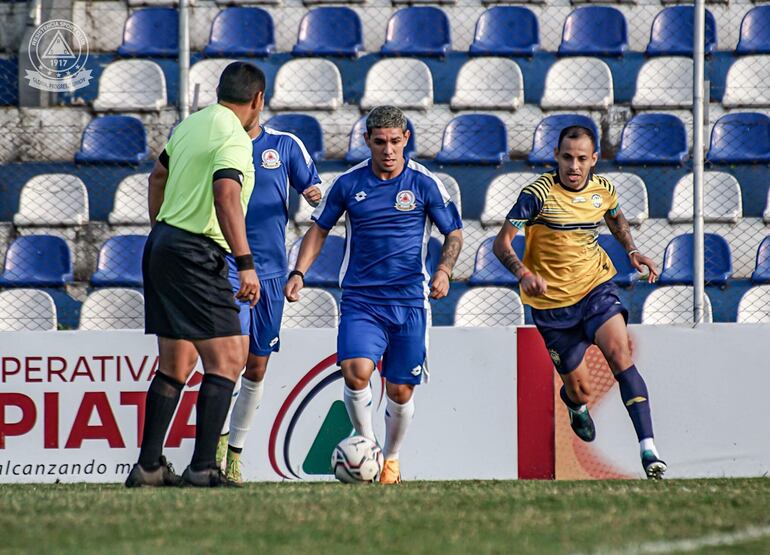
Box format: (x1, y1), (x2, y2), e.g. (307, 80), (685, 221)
(558, 125), (597, 152)
(216, 62), (265, 104)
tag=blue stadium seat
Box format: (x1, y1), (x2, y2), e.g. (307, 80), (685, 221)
(75, 116), (150, 164)
(117, 8), (178, 57)
(706, 112), (770, 164)
(751, 236), (770, 284)
(204, 7), (274, 57)
(293, 7), (363, 57)
(558, 7), (627, 57)
(289, 236), (345, 287)
(345, 116), (416, 163)
(527, 114), (600, 165)
(468, 236), (525, 286)
(598, 234), (638, 287)
(435, 114), (507, 165)
(615, 113), (688, 166)
(737, 6), (770, 55)
(659, 233), (732, 286)
(0, 235), (73, 287)
(0, 57), (18, 106)
(426, 236), (442, 276)
(646, 6), (717, 57)
(91, 235), (147, 288)
(265, 114), (324, 161)
(469, 7), (538, 57)
(381, 7), (451, 57)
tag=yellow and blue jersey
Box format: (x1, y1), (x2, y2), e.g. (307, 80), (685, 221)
(506, 172), (620, 310)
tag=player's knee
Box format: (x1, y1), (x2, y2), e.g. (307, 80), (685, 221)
(386, 383), (414, 404)
(244, 356), (268, 382)
(602, 341), (632, 372)
(341, 359), (374, 388)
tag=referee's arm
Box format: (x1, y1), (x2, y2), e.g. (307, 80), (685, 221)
(148, 152), (170, 227)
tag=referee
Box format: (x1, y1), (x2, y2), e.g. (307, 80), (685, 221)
(125, 62), (263, 488)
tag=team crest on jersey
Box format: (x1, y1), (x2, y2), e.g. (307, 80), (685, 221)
(591, 194), (602, 208)
(394, 190), (416, 211)
(261, 149), (281, 169)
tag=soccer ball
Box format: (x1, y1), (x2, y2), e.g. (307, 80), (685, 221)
(331, 436), (384, 483)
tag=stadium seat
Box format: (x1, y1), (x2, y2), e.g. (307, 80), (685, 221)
(598, 234), (638, 286)
(287, 235), (345, 286)
(360, 58), (433, 110)
(292, 7), (363, 57)
(528, 114), (600, 165)
(91, 235), (147, 287)
(0, 289), (57, 331)
(615, 113), (687, 165)
(751, 237), (770, 284)
(265, 114), (324, 161)
(668, 172), (742, 224)
(79, 288), (145, 330)
(468, 236), (525, 285)
(646, 6), (717, 57)
(737, 286), (770, 323)
(435, 114), (507, 165)
(117, 8), (179, 57)
(345, 116), (416, 163)
(380, 7), (451, 57)
(469, 7), (539, 57)
(541, 57), (613, 110)
(203, 7), (274, 57)
(189, 58), (236, 108)
(736, 6), (770, 55)
(93, 60), (167, 111)
(722, 56), (770, 108)
(283, 288), (339, 328)
(601, 172), (648, 225)
(632, 57), (693, 109)
(706, 112), (770, 164)
(433, 173), (462, 217)
(270, 58), (343, 111)
(109, 173), (150, 226)
(480, 172), (539, 226)
(641, 286), (713, 324)
(558, 7), (627, 57)
(14, 174), (89, 226)
(658, 233), (732, 285)
(0, 235), (73, 287)
(454, 287), (525, 327)
(74, 116), (151, 164)
(451, 58), (524, 111)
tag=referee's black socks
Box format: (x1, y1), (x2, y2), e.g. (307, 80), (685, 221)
(190, 374), (236, 471)
(138, 372), (185, 470)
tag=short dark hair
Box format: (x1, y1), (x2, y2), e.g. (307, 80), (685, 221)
(216, 62), (265, 104)
(557, 125), (596, 152)
(366, 105), (408, 135)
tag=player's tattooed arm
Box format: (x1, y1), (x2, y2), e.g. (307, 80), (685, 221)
(431, 230), (463, 299)
(604, 210), (659, 283)
(494, 221), (547, 296)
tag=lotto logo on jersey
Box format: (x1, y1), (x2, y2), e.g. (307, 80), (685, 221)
(261, 149), (282, 169)
(394, 190), (416, 211)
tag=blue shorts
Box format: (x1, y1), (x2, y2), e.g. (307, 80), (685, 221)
(226, 257), (286, 357)
(531, 281), (628, 375)
(338, 297), (428, 386)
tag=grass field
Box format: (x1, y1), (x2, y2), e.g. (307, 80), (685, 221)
(1, 478), (768, 555)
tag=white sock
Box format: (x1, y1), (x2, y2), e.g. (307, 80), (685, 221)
(383, 396), (415, 461)
(640, 437), (659, 458)
(227, 377), (265, 449)
(220, 378), (241, 435)
(343, 384), (375, 441)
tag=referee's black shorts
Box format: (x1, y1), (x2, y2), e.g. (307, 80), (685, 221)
(142, 222), (242, 340)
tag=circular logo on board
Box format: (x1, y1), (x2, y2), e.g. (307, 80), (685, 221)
(394, 190), (416, 212)
(261, 149), (282, 169)
(26, 19), (91, 92)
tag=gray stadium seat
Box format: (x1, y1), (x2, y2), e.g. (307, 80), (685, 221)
(641, 286), (713, 324)
(79, 288), (145, 330)
(450, 57), (524, 111)
(361, 58), (433, 110)
(283, 288), (339, 328)
(480, 172), (539, 227)
(668, 172), (742, 224)
(454, 287), (525, 327)
(93, 60), (167, 112)
(14, 174), (89, 227)
(0, 289), (57, 331)
(541, 57), (613, 110)
(270, 59), (343, 111)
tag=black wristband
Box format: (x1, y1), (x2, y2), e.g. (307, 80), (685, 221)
(234, 254), (254, 271)
(289, 270), (305, 284)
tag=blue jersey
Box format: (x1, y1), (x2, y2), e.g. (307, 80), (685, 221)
(312, 158), (462, 307)
(245, 126), (321, 280)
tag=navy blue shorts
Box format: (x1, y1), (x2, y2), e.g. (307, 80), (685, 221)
(531, 281), (628, 375)
(226, 256), (286, 357)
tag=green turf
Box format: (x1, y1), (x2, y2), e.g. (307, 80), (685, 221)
(1, 478), (768, 555)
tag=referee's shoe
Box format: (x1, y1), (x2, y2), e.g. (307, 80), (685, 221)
(125, 456), (182, 487)
(181, 465), (241, 487)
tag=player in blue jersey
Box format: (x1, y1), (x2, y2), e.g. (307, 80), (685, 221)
(285, 106), (464, 484)
(216, 83), (323, 484)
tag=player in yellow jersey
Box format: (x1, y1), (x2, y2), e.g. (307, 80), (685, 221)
(494, 126), (666, 479)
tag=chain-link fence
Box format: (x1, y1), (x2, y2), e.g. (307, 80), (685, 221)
(1, 0), (769, 331)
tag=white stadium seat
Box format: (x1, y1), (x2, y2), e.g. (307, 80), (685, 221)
(189, 58), (237, 109)
(601, 172), (649, 226)
(14, 174), (89, 226)
(283, 288), (339, 328)
(541, 57), (613, 110)
(360, 59), (433, 111)
(722, 56), (770, 108)
(270, 59), (343, 111)
(668, 172), (742, 224)
(433, 172), (463, 218)
(0, 289), (57, 331)
(641, 286), (713, 325)
(451, 57), (524, 111)
(93, 60), (167, 112)
(632, 57), (693, 109)
(480, 172), (539, 227)
(454, 287), (525, 327)
(737, 286), (770, 323)
(109, 173), (150, 226)
(79, 288), (144, 330)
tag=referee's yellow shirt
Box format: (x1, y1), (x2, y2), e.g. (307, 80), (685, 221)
(157, 104), (255, 252)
